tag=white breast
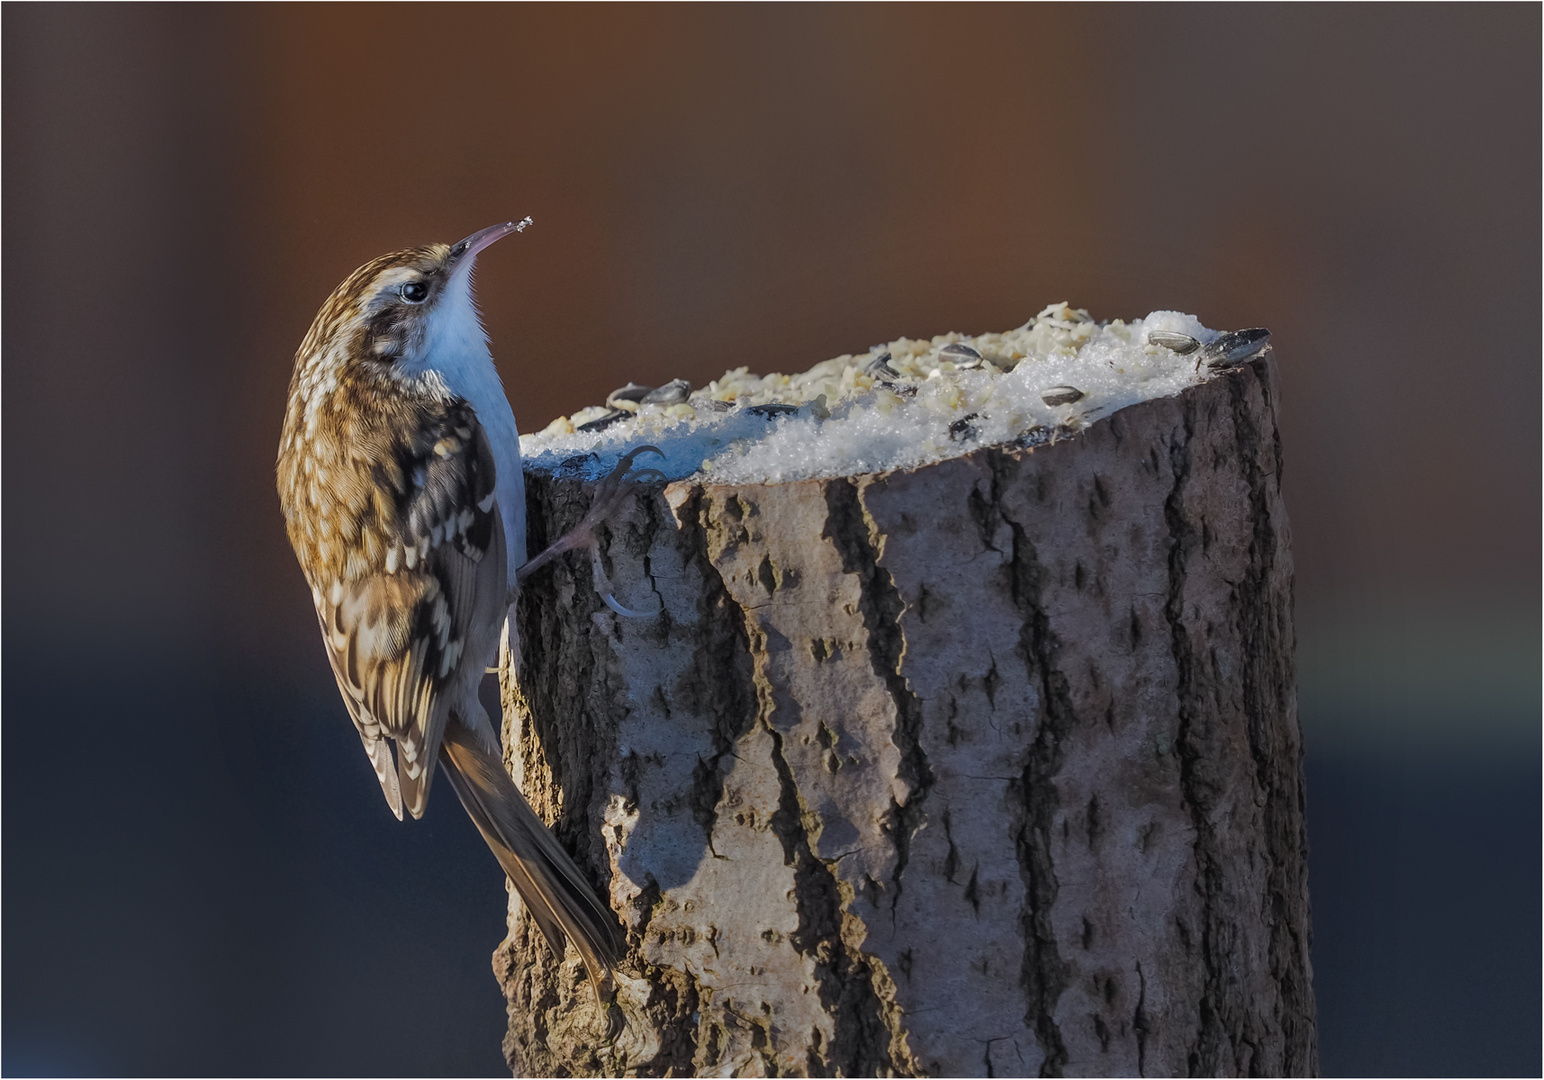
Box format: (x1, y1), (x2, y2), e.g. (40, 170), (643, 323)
(402, 260), (526, 580)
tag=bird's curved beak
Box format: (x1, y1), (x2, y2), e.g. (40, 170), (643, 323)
(448, 218), (532, 264)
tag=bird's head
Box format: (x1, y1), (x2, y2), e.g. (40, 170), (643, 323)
(294, 219), (529, 382)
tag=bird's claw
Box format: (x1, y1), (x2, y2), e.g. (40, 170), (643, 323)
(602, 590), (662, 618)
(587, 446), (665, 618)
(595, 444), (665, 501)
(516, 447), (667, 621)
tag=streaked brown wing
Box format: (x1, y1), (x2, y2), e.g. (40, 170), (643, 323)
(313, 398), (504, 819)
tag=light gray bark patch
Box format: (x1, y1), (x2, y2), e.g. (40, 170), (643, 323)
(822, 477), (935, 917)
(762, 718), (896, 1074)
(678, 487), (760, 854)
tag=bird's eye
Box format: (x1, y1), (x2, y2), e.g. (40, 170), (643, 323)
(399, 281), (429, 304)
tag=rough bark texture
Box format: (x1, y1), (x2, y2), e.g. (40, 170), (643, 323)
(495, 355), (1315, 1077)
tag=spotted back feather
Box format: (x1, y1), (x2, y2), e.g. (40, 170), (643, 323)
(282, 375), (503, 817)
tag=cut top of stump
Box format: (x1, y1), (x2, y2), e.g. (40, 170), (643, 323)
(520, 304), (1269, 486)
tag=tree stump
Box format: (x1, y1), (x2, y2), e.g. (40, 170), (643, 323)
(495, 354), (1315, 1077)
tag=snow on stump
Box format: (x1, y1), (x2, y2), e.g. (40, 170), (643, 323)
(496, 309), (1315, 1077)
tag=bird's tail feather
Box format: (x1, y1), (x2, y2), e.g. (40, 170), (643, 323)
(438, 722), (621, 994)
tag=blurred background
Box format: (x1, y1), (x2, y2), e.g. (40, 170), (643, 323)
(4, 5), (1537, 1076)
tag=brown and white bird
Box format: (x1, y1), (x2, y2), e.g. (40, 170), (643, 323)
(276, 221), (621, 994)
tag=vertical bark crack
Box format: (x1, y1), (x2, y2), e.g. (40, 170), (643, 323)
(1226, 365), (1317, 1076)
(683, 488), (768, 853)
(1161, 392), (1236, 1076)
(1134, 960), (1149, 1077)
(822, 478), (935, 917)
(1161, 364), (1316, 1075)
(762, 719), (897, 1075)
(988, 449), (1073, 1077)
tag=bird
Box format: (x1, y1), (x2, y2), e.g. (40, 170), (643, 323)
(276, 220), (625, 996)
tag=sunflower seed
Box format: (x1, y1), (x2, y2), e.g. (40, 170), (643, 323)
(555, 451), (600, 478)
(865, 352), (900, 379)
(1041, 385), (1084, 406)
(694, 397), (735, 413)
(1197, 328), (1271, 370)
(948, 413), (981, 441)
(745, 403), (799, 418)
(576, 409), (629, 432)
(641, 378), (692, 405)
(606, 382), (653, 410)
(1016, 425), (1051, 449)
(877, 380), (917, 398)
(1146, 330), (1200, 355)
(939, 342), (984, 369)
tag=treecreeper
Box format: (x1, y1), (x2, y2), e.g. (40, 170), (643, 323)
(276, 222), (659, 1015)
(501, 329), (1314, 1075)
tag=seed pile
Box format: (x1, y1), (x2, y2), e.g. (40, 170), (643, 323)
(521, 304), (1270, 486)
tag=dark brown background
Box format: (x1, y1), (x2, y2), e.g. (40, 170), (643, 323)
(5, 5), (1538, 1076)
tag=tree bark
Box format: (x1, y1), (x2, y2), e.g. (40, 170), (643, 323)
(495, 354), (1315, 1077)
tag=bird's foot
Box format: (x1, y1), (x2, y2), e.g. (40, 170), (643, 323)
(515, 446), (667, 618)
